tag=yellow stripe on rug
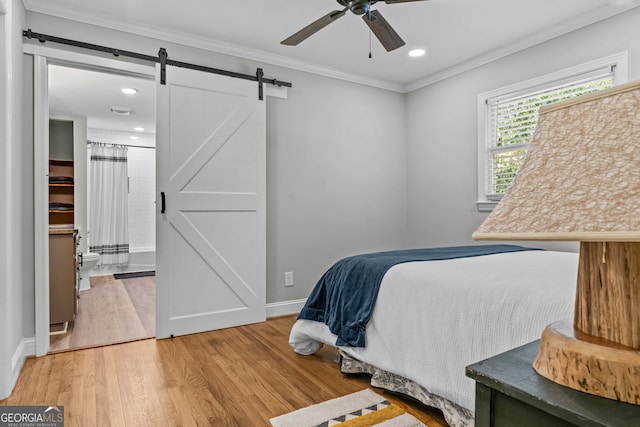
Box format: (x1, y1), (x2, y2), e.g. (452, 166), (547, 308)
(333, 403), (405, 426)
(269, 389), (427, 427)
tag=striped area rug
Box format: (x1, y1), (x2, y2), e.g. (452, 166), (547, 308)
(270, 389), (426, 427)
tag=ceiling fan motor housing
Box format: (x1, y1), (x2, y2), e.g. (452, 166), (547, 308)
(337, 0), (378, 15)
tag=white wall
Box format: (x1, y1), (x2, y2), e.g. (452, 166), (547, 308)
(22, 12), (408, 327)
(405, 7), (640, 250)
(125, 146), (156, 252)
(266, 72), (407, 304)
(0, 0), (9, 401)
(0, 0), (27, 400)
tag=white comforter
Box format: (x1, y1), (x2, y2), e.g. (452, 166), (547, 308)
(290, 250), (579, 413)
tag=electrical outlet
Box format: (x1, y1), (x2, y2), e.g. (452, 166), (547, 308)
(284, 271), (294, 287)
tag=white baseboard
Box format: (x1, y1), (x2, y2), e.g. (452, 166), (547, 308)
(2, 337), (35, 399)
(266, 298), (306, 318)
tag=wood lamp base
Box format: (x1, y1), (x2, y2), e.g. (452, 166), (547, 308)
(533, 321), (640, 404)
(533, 242), (640, 405)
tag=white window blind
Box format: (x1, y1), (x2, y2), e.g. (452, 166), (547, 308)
(485, 71), (614, 200)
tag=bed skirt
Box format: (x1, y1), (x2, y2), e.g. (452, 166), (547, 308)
(338, 350), (473, 427)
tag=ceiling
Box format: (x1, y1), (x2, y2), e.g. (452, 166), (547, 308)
(38, 0), (640, 135)
(48, 64), (156, 138)
(25, 0), (640, 92)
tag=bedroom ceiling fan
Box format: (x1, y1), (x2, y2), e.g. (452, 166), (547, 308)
(281, 0), (428, 52)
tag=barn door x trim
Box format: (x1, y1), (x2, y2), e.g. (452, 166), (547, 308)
(23, 29), (292, 100)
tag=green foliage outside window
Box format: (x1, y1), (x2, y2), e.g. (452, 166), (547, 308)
(492, 79), (612, 194)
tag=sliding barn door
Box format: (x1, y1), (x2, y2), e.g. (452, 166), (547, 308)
(155, 65), (266, 338)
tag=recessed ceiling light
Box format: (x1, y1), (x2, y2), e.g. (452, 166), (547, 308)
(408, 49), (426, 58)
(130, 136), (139, 140)
(110, 106), (132, 116)
(134, 126), (145, 132)
(121, 87), (139, 95)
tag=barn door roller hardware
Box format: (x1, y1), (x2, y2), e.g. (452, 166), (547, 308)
(23, 29), (292, 100)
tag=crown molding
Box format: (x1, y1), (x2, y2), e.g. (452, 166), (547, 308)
(403, 2), (640, 92)
(23, 0), (640, 94)
(22, 0), (404, 92)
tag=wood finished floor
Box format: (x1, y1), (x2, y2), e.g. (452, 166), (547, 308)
(6, 316), (450, 426)
(50, 275), (155, 352)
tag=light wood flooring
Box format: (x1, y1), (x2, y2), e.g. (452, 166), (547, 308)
(6, 316), (450, 426)
(50, 275), (155, 352)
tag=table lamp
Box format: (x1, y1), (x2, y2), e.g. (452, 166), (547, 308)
(473, 80), (640, 404)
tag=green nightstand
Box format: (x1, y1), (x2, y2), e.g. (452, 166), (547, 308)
(466, 340), (640, 427)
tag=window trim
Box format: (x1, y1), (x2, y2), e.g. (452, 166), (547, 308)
(476, 51), (629, 212)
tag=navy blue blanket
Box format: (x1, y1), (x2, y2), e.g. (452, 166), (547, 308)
(298, 244), (540, 347)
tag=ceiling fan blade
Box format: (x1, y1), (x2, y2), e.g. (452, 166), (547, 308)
(362, 10), (405, 52)
(384, 0), (429, 3)
(281, 9), (347, 46)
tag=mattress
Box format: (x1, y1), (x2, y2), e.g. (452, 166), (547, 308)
(290, 250), (579, 425)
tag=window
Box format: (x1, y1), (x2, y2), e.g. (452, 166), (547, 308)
(476, 52), (628, 211)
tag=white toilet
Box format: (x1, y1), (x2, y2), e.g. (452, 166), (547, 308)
(79, 252), (100, 291)
(80, 252), (100, 271)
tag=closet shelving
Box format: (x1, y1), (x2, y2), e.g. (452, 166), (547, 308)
(49, 158), (75, 225)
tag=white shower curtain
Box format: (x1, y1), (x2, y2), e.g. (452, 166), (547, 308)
(89, 143), (129, 266)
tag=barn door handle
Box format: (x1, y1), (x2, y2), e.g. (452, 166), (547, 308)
(161, 191), (166, 214)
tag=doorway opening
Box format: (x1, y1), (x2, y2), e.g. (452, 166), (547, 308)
(47, 64), (156, 352)
(31, 43), (272, 356)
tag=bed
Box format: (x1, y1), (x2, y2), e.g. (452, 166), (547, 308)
(289, 245), (579, 427)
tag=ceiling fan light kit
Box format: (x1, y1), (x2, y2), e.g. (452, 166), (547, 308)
(281, 0), (428, 52)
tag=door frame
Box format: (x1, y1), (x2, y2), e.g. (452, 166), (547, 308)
(27, 43), (155, 356)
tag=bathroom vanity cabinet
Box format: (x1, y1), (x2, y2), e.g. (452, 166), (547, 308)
(49, 228), (79, 325)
